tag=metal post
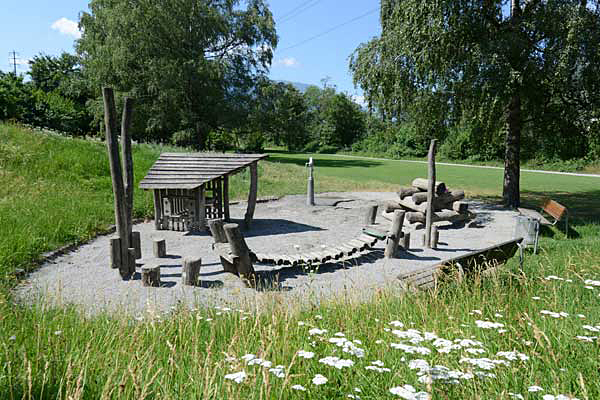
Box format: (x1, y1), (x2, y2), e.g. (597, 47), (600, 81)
(306, 157), (315, 206)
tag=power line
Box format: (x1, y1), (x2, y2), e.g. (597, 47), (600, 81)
(9, 50), (18, 75)
(278, 7), (379, 53)
(279, 0), (323, 24)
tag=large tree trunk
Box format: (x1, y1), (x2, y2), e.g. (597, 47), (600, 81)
(503, 93), (521, 208)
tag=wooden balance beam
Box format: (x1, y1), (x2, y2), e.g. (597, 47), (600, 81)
(397, 237), (523, 290)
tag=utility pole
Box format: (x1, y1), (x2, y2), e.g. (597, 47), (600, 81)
(9, 50), (18, 75)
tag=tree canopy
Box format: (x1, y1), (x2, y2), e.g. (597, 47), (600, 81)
(77, 0), (278, 146)
(351, 0), (600, 207)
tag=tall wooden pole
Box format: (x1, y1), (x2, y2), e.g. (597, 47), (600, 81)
(121, 97), (134, 235)
(244, 162), (258, 229)
(424, 139), (437, 249)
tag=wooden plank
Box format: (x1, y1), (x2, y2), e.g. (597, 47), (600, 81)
(348, 239), (369, 251)
(397, 238), (523, 289)
(518, 207), (551, 225)
(159, 153), (267, 159)
(142, 177), (217, 183)
(148, 169), (242, 176)
(356, 234), (377, 247)
(140, 183), (204, 190)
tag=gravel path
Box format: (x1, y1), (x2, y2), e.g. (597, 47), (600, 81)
(16, 192), (519, 316)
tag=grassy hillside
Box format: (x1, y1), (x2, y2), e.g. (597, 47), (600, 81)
(0, 124), (392, 283)
(1, 123), (599, 399)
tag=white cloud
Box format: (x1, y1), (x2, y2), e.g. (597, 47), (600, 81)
(51, 17), (82, 39)
(273, 57), (299, 68)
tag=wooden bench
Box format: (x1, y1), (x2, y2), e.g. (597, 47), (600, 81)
(518, 199), (568, 232)
(397, 237), (523, 290)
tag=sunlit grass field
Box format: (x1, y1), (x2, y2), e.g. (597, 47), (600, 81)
(1, 123), (599, 399)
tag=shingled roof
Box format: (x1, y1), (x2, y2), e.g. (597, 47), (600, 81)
(139, 153), (268, 190)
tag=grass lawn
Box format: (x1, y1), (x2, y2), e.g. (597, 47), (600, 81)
(1, 124), (600, 399)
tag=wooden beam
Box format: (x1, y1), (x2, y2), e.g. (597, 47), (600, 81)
(424, 140), (437, 248)
(244, 161), (258, 229)
(223, 175), (230, 221)
(153, 190), (162, 230)
(121, 97), (134, 241)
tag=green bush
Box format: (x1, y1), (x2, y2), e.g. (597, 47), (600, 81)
(171, 129), (197, 149)
(30, 89), (89, 135)
(316, 145), (338, 154)
(301, 140), (321, 153)
(241, 131), (265, 153)
(206, 129), (235, 152)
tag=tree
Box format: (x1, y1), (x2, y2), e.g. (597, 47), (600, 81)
(303, 85), (366, 149)
(351, 0), (600, 207)
(77, 0), (277, 146)
(250, 79), (309, 150)
(29, 53), (81, 94)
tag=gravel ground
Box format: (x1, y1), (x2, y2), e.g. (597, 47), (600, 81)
(16, 192), (520, 316)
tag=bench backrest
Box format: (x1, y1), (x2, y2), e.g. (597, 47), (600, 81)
(542, 199), (567, 220)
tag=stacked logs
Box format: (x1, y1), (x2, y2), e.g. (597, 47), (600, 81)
(382, 178), (472, 228)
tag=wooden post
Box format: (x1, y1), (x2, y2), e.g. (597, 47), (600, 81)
(182, 257), (202, 286)
(198, 185), (206, 230)
(153, 238), (166, 258)
(384, 210), (405, 258)
(364, 204), (378, 225)
(130, 231), (141, 259)
(223, 175), (230, 221)
(244, 162), (258, 229)
(431, 226), (439, 249)
(103, 87), (133, 280)
(207, 219), (228, 243)
(109, 238), (121, 269)
(153, 190), (162, 230)
(141, 264), (161, 287)
(127, 247), (136, 273)
(121, 97), (134, 239)
(223, 223), (255, 281)
(424, 139), (437, 249)
(400, 232), (411, 251)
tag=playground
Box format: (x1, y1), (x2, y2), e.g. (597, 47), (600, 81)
(17, 191), (518, 316)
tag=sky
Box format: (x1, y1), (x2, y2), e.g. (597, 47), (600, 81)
(0, 0), (381, 103)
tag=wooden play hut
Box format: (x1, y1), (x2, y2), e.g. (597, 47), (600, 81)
(139, 153), (267, 231)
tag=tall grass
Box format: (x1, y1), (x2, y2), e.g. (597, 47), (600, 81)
(1, 123), (599, 399)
